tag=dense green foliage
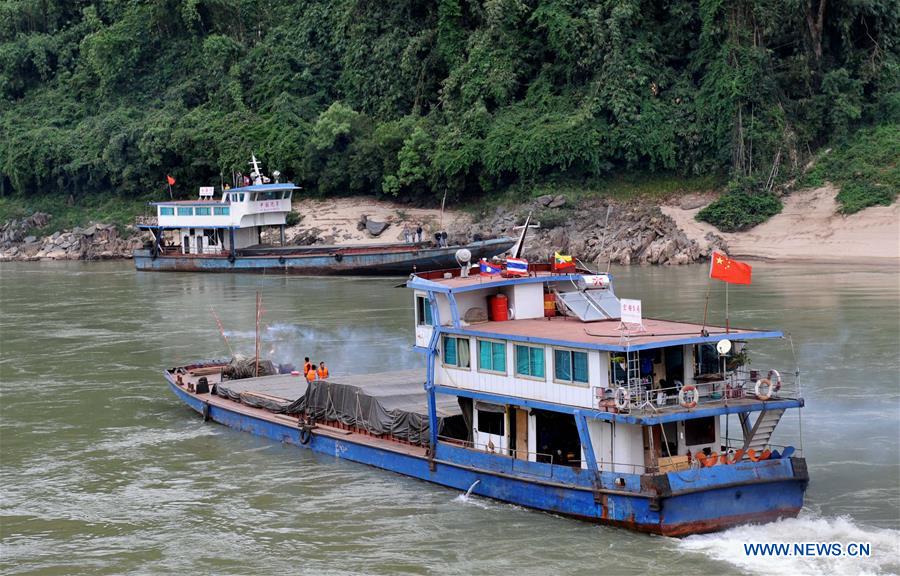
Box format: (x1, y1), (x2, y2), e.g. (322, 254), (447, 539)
(801, 124), (899, 213)
(1, 0), (897, 209)
(696, 190), (782, 232)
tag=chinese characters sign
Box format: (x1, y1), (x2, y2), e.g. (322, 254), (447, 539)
(620, 299), (642, 325)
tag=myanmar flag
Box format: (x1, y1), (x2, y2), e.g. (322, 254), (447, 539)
(710, 251), (752, 284)
(553, 252), (576, 273)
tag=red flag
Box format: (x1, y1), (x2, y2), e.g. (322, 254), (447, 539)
(710, 251), (752, 285)
(166, 175), (176, 186)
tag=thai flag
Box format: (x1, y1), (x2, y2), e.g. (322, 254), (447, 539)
(506, 257), (528, 276)
(480, 259), (502, 276)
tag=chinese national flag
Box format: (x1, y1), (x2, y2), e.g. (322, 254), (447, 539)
(710, 251), (752, 284)
(166, 175), (176, 186)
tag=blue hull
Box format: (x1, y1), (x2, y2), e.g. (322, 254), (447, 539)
(135, 238), (515, 275)
(168, 378), (808, 535)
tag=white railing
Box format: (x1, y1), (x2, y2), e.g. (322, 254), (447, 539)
(605, 368), (799, 414)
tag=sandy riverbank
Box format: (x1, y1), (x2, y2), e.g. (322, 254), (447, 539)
(662, 185), (899, 265)
(286, 197), (470, 245)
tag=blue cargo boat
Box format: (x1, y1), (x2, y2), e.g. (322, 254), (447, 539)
(166, 263), (808, 535)
(135, 156), (514, 275)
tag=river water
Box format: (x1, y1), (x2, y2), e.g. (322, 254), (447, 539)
(1, 261), (898, 575)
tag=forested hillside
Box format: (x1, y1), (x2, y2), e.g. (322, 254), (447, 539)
(1, 0), (896, 207)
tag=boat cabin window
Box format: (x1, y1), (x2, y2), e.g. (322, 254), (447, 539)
(159, 206), (174, 216)
(177, 207), (193, 216)
(609, 355), (627, 386)
(695, 343), (721, 375)
(476, 410), (504, 436)
(195, 207), (211, 216)
(515, 345), (545, 379)
(282, 191), (291, 199)
(684, 417), (716, 446)
(477, 339), (506, 374)
(442, 336), (470, 369)
(214, 206), (230, 216)
(553, 348), (588, 385)
(415, 296), (433, 326)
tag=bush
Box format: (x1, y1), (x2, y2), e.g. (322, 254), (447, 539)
(801, 125), (899, 214)
(285, 211), (301, 227)
(696, 192), (782, 232)
(835, 181), (896, 214)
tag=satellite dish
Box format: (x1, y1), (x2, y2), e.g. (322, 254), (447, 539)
(716, 339), (732, 355)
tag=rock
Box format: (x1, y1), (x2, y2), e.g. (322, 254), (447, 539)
(83, 225), (97, 237)
(365, 219), (390, 237)
(357, 214), (368, 231)
(536, 194), (554, 207)
(23, 236), (36, 244)
(548, 195), (567, 209)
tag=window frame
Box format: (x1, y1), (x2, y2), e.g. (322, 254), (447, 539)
(476, 338), (507, 375)
(441, 335), (471, 370)
(415, 295), (434, 326)
(176, 206), (193, 216)
(514, 344), (546, 381)
(552, 347), (590, 387)
(195, 207), (211, 216)
(159, 206), (175, 216)
(213, 206), (230, 216)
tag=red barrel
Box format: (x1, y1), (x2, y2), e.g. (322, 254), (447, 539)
(489, 294), (509, 321)
(544, 292), (557, 317)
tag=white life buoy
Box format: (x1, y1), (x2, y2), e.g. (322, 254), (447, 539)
(768, 368), (782, 392)
(614, 387), (630, 410)
(755, 378), (773, 400)
(679, 385), (699, 408)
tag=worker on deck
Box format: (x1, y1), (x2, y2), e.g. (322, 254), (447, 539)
(306, 363), (317, 383)
(317, 361), (329, 380)
(303, 357), (312, 376)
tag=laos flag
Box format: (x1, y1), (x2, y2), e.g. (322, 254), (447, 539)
(506, 257), (528, 276)
(480, 259), (502, 276)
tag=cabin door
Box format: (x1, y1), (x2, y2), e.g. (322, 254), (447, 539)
(182, 235), (189, 254)
(474, 403), (508, 455)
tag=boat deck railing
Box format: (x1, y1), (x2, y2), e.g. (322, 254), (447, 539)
(610, 367), (800, 415)
(722, 437), (802, 457)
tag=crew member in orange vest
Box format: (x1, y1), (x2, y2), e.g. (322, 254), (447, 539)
(303, 357), (312, 376)
(317, 361), (329, 380)
(306, 364), (317, 383)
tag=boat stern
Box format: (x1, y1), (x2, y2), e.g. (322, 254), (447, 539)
(649, 456), (808, 536)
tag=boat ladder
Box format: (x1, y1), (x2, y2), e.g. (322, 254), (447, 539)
(740, 408), (786, 452)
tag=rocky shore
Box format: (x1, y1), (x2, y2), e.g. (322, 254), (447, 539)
(451, 195), (725, 266)
(0, 213), (144, 262)
(0, 196), (721, 265)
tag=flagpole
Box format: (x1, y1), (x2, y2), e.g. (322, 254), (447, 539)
(725, 282), (730, 334)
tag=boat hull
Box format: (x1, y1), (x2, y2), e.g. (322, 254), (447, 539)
(167, 378), (807, 536)
(135, 238), (515, 275)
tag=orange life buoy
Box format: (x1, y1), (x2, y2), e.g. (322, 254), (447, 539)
(679, 385), (699, 408)
(769, 369), (783, 392)
(755, 379), (773, 400)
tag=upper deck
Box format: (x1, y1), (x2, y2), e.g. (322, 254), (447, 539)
(149, 182), (297, 230)
(407, 265), (781, 352)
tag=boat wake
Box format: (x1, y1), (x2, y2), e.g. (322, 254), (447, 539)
(677, 513), (900, 576)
